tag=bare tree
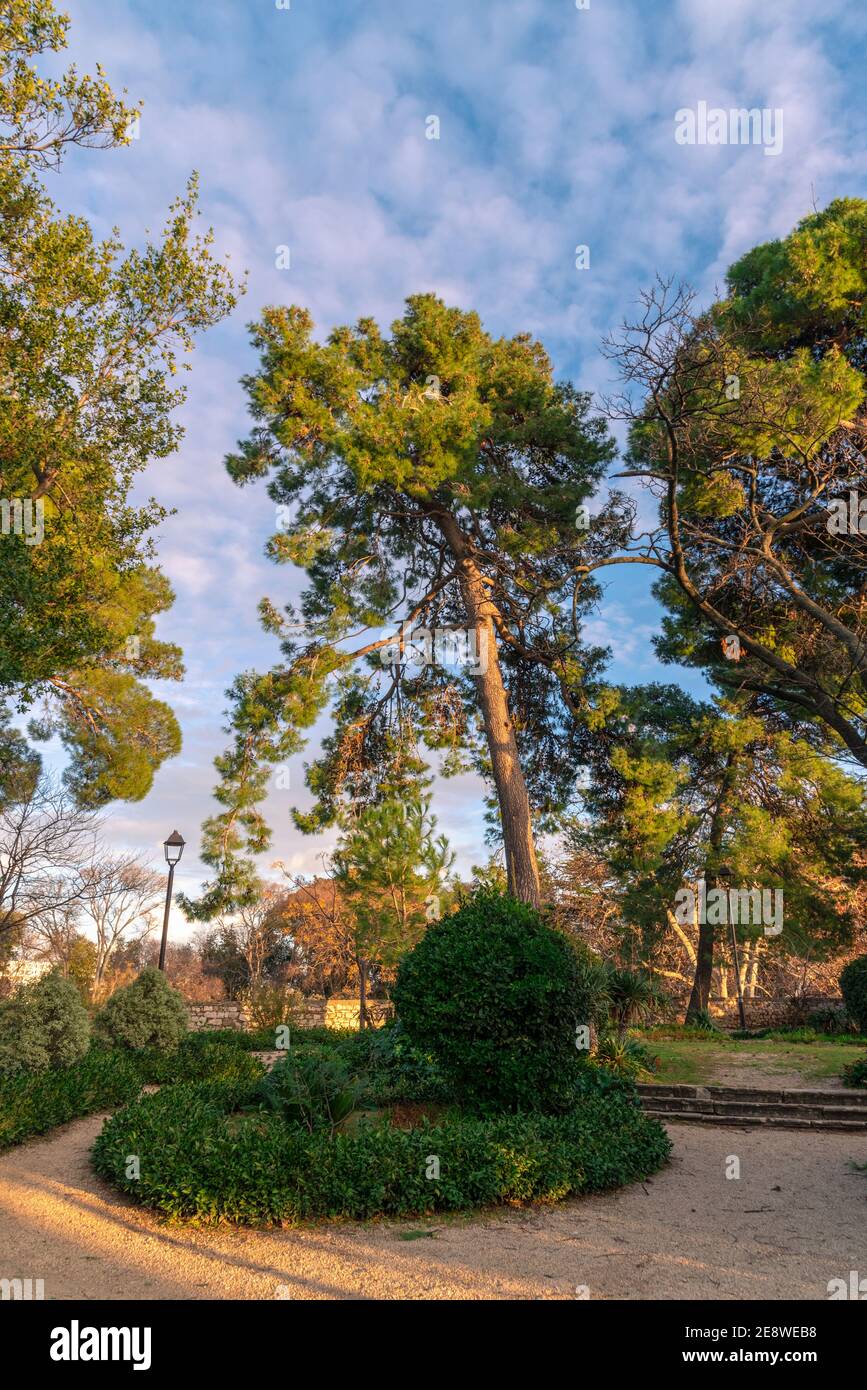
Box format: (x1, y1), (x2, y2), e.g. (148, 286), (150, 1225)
(24, 891), (84, 969)
(212, 884), (289, 992)
(79, 855), (163, 997)
(0, 773), (99, 941)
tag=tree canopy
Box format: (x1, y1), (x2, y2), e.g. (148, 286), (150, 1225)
(0, 0), (241, 804)
(596, 199), (867, 771)
(190, 292), (617, 914)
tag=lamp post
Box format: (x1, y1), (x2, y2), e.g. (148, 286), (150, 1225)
(158, 831), (185, 973)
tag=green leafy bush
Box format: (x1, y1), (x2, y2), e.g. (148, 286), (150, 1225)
(0, 1046), (143, 1150)
(362, 1021), (451, 1104)
(842, 1056), (867, 1088)
(93, 967), (188, 1053)
(135, 1035), (264, 1087)
(689, 1009), (720, 1033)
(91, 1075), (671, 1225)
(605, 968), (664, 1036)
(0, 970), (90, 1077)
(392, 892), (607, 1113)
(256, 1047), (364, 1133)
(840, 957), (867, 1035)
(806, 1005), (852, 1036)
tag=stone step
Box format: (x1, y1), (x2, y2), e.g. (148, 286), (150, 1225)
(637, 1082), (867, 1108)
(646, 1109), (867, 1132)
(641, 1096), (867, 1122)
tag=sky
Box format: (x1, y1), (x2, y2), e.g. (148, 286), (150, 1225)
(36, 0), (867, 925)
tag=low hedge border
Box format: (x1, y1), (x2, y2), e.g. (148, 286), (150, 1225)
(0, 1048), (144, 1151)
(91, 1077), (672, 1225)
(0, 1038), (264, 1152)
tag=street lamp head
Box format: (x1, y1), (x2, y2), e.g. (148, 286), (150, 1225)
(163, 830), (185, 866)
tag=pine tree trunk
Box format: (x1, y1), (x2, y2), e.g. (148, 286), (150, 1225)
(686, 914), (715, 1020)
(358, 957), (368, 1030)
(685, 751), (739, 1023)
(435, 511), (541, 906)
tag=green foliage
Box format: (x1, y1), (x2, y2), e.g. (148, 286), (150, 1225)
(187, 292), (615, 915)
(0, 1044), (143, 1149)
(840, 957), (867, 1035)
(576, 682), (867, 991)
(805, 1005), (852, 1036)
(842, 1056), (867, 1089)
(0, 1), (240, 803)
(256, 1047), (364, 1134)
(239, 982), (302, 1032)
(0, 1032), (266, 1151)
(93, 967), (188, 1052)
(362, 1020), (451, 1104)
(0, 968), (89, 1076)
(132, 1034), (265, 1087)
(332, 783), (455, 979)
(605, 968), (663, 1035)
(392, 891), (608, 1113)
(610, 201), (867, 770)
(91, 1076), (671, 1225)
(595, 1033), (658, 1079)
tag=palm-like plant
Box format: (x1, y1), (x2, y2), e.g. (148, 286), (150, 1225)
(605, 968), (661, 1038)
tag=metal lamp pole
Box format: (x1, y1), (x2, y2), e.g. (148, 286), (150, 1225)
(158, 830), (185, 973)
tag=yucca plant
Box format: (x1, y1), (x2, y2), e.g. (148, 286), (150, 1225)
(595, 1033), (657, 1079)
(605, 968), (662, 1038)
(256, 1048), (364, 1134)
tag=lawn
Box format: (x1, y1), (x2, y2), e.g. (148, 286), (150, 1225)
(638, 1029), (867, 1089)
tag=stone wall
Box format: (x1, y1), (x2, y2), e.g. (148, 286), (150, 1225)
(186, 997), (392, 1033)
(187, 1000), (248, 1031)
(716, 994), (844, 1030)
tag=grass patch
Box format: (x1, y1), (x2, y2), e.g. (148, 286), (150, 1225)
(637, 1032), (862, 1086)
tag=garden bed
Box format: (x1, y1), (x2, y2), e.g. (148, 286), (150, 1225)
(90, 1071), (671, 1226)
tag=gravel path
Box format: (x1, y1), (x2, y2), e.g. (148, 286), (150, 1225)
(1, 1113), (865, 1300)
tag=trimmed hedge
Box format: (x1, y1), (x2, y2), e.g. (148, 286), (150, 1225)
(93, 967), (188, 1052)
(393, 892), (609, 1113)
(0, 1047), (143, 1150)
(91, 1075), (671, 1225)
(0, 1037), (264, 1151)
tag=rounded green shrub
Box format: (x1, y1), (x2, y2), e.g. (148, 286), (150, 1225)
(0, 970), (90, 1077)
(391, 891), (608, 1113)
(91, 1075), (671, 1225)
(94, 966), (188, 1052)
(840, 957), (867, 1035)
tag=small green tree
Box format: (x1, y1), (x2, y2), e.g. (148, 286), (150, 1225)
(332, 783), (455, 1026)
(93, 966), (187, 1052)
(0, 968), (90, 1076)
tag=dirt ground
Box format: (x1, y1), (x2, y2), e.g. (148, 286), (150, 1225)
(1, 1113), (865, 1300)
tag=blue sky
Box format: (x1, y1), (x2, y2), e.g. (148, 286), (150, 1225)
(41, 0), (867, 920)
